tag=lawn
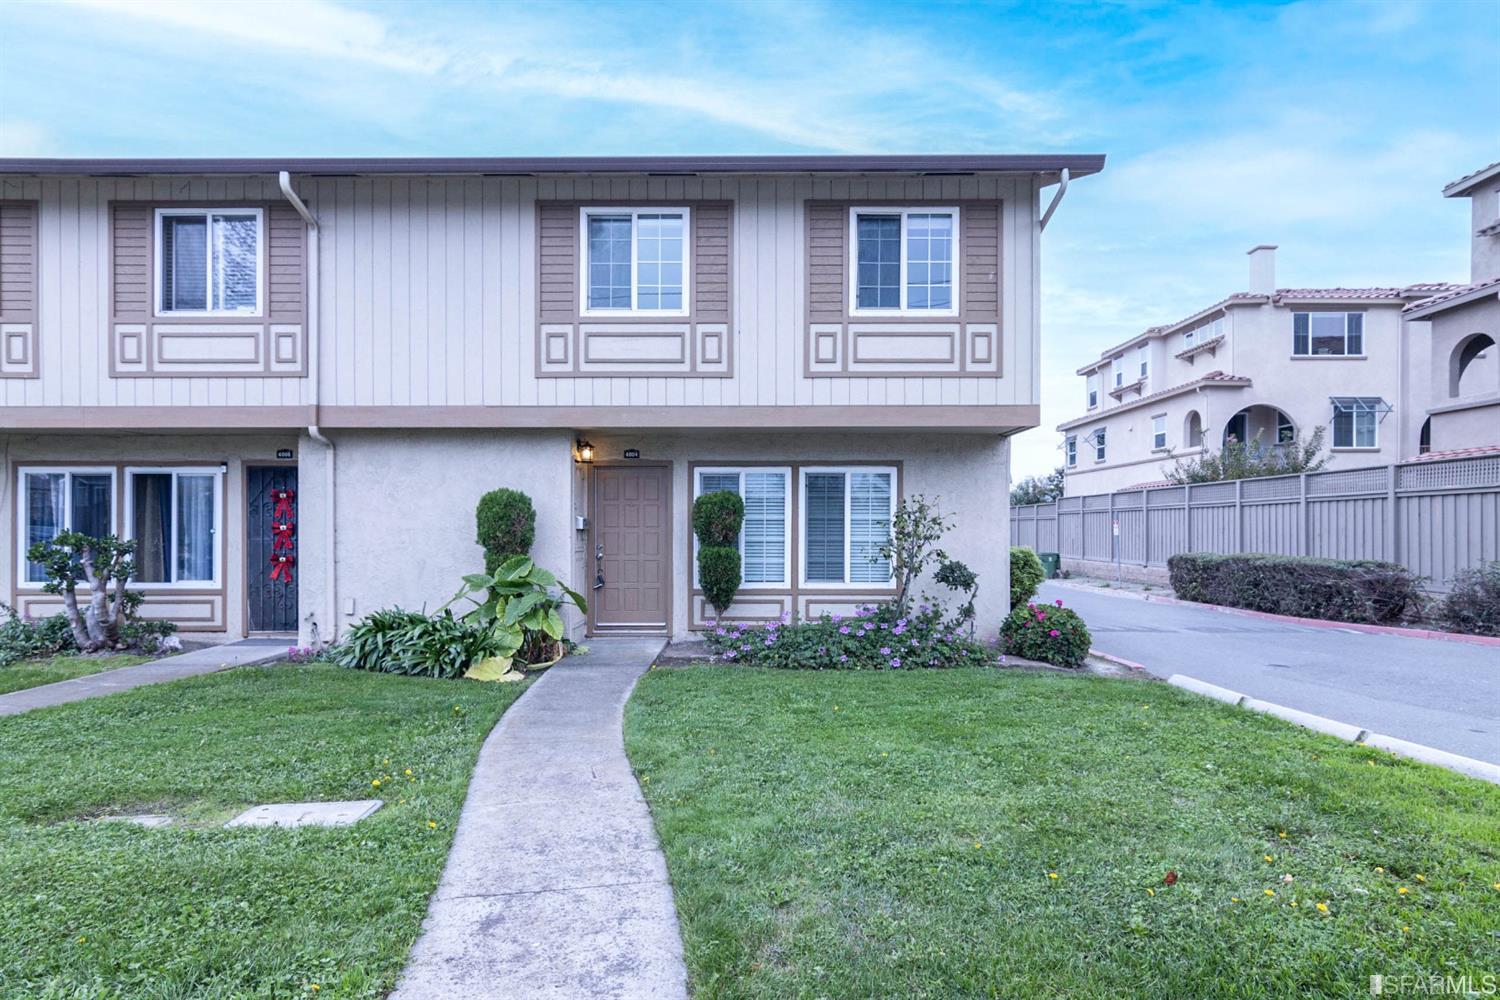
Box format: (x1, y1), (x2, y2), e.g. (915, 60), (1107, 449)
(0, 654), (152, 696)
(0, 662), (526, 999)
(625, 667), (1500, 1000)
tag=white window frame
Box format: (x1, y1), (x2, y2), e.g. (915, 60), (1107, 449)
(692, 467), (792, 590)
(847, 206), (960, 317)
(153, 207), (265, 318)
(578, 206), (691, 318)
(1331, 398), (1381, 450)
(1113, 358), (1125, 387)
(16, 466), (118, 588)
(1151, 414), (1167, 450)
(1138, 343), (1150, 380)
(1086, 373), (1099, 408)
(1293, 311), (1365, 357)
(798, 465), (898, 589)
(124, 467), (224, 589)
(1094, 428), (1107, 462)
(1065, 436), (1077, 468)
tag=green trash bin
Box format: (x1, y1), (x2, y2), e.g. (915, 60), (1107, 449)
(1037, 552), (1060, 579)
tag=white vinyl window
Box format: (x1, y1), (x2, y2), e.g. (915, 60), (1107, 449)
(1065, 436), (1077, 468)
(126, 468), (223, 586)
(1094, 428), (1107, 462)
(1331, 398), (1380, 449)
(155, 208), (263, 316)
(1086, 373), (1099, 408)
(800, 466), (897, 586)
(1113, 358), (1125, 387)
(1152, 414), (1167, 450)
(17, 467), (116, 585)
(1138, 343), (1150, 380)
(1293, 312), (1364, 356)
(849, 207), (959, 315)
(693, 468), (791, 588)
(580, 207), (690, 315)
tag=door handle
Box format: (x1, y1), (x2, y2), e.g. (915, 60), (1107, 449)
(594, 544), (605, 590)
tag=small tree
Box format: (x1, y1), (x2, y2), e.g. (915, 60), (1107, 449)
(880, 494), (952, 616)
(693, 491), (744, 616)
(26, 532), (137, 653)
(476, 489), (536, 575)
(1010, 467), (1065, 506)
(934, 558), (979, 636)
(1165, 427), (1331, 484)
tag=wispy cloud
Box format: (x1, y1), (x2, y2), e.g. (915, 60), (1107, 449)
(0, 119), (55, 156)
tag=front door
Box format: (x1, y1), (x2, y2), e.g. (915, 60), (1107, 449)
(590, 464), (671, 633)
(246, 466), (299, 633)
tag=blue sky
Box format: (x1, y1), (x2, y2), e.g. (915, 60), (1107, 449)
(2, 0), (1496, 477)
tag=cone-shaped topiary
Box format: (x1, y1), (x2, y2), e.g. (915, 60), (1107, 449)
(693, 491), (745, 616)
(476, 488), (536, 575)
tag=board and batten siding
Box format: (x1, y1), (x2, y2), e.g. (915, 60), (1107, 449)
(0, 172), (1041, 411)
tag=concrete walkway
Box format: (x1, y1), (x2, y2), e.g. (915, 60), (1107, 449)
(0, 639), (289, 717)
(392, 636), (687, 1000)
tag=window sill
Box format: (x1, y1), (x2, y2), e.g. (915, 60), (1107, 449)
(580, 310), (691, 320)
(1330, 447), (1381, 453)
(848, 311), (960, 321)
(1290, 354), (1367, 361)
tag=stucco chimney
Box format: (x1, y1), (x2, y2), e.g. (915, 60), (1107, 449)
(1247, 245), (1277, 295)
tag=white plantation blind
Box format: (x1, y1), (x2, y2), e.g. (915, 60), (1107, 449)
(848, 471), (893, 583)
(741, 472), (787, 584)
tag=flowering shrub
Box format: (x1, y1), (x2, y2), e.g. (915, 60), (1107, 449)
(1000, 600), (1091, 667)
(285, 645), (321, 664)
(702, 602), (999, 670)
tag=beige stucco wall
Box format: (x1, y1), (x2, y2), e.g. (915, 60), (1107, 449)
(1466, 187), (1500, 284)
(1422, 296), (1500, 454)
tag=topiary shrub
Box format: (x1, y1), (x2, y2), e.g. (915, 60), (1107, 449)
(1001, 600), (1091, 667)
(1010, 547), (1045, 609)
(693, 491), (745, 616)
(1168, 552), (1423, 624)
(476, 489), (536, 575)
(1438, 562), (1500, 636)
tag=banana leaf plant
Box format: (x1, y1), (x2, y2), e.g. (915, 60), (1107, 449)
(440, 556), (588, 671)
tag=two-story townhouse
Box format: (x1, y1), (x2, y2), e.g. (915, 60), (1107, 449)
(1400, 161), (1500, 459)
(1056, 244), (1456, 496)
(0, 154), (1103, 645)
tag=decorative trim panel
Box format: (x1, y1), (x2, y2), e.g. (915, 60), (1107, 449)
(0, 200), (39, 378)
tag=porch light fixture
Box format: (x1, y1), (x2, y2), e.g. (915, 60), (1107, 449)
(575, 439), (595, 464)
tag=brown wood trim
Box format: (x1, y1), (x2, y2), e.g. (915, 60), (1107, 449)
(1, 404), (1039, 431)
(0, 200), (40, 379)
(586, 460), (673, 636)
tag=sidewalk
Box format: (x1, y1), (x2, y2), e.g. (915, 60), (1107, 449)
(0, 639), (289, 717)
(391, 636), (687, 1000)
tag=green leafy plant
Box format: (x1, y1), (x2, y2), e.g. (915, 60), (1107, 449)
(1165, 427), (1331, 484)
(0, 605), (77, 668)
(703, 602), (997, 670)
(444, 555), (588, 667)
(693, 491), (744, 616)
(1436, 562), (1500, 636)
(1168, 552), (1423, 624)
(934, 558), (978, 635)
(1001, 600), (1091, 667)
(1010, 547), (1045, 609)
(333, 608), (508, 679)
(880, 494), (951, 616)
(475, 488), (536, 575)
(1010, 467), (1065, 505)
(24, 532), (175, 653)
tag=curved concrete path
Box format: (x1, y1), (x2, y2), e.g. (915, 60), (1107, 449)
(392, 636), (687, 1000)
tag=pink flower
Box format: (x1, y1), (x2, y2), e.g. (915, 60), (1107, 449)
(1048, 629), (1061, 637)
(1054, 599), (1064, 607)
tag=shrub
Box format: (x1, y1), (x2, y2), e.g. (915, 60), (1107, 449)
(0, 605), (76, 668)
(333, 608), (508, 679)
(1168, 552), (1423, 624)
(702, 602), (998, 670)
(693, 491), (745, 616)
(476, 489), (536, 575)
(1438, 562), (1500, 636)
(1166, 427), (1331, 484)
(1001, 600), (1092, 667)
(934, 558), (978, 635)
(1010, 547), (1045, 609)
(443, 555), (588, 666)
(22, 533), (177, 654)
(882, 495), (951, 616)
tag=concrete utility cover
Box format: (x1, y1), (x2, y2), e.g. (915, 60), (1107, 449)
(98, 814), (173, 828)
(225, 799), (383, 828)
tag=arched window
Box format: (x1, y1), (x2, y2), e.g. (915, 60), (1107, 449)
(1418, 417), (1431, 455)
(1184, 410), (1203, 448)
(1450, 333), (1497, 398)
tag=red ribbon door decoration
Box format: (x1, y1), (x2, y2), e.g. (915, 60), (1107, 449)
(268, 487), (297, 583)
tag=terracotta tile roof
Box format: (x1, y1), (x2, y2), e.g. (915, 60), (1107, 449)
(1402, 276), (1500, 315)
(1057, 370), (1250, 431)
(1270, 284), (1460, 301)
(1122, 478), (1175, 490)
(1444, 161), (1500, 197)
(1407, 444), (1500, 463)
(1174, 333), (1225, 361)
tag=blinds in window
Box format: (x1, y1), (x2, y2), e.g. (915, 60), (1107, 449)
(848, 472), (892, 583)
(161, 216), (208, 312)
(804, 473), (846, 583)
(1293, 313), (1309, 355)
(741, 472), (786, 584)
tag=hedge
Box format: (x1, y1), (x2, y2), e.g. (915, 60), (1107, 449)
(1010, 547), (1045, 609)
(476, 488), (536, 575)
(1167, 552), (1423, 625)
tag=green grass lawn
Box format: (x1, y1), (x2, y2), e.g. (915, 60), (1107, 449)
(625, 667), (1500, 1000)
(0, 662), (526, 999)
(0, 654), (152, 696)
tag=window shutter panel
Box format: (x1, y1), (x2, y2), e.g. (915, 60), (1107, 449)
(961, 201), (1000, 321)
(267, 203), (306, 322)
(0, 201), (38, 322)
(1292, 312), (1309, 354)
(806, 202), (847, 322)
(693, 202), (732, 322)
(111, 204), (152, 322)
(537, 202), (578, 322)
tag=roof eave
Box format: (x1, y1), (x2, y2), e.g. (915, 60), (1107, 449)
(1443, 161), (1500, 198)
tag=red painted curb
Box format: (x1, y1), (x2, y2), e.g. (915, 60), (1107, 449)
(1050, 579), (1500, 648)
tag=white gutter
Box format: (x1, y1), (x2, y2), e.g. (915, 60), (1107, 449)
(279, 171), (336, 646)
(1039, 167), (1070, 231)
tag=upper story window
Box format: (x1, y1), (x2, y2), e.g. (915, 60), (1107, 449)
(1065, 436), (1077, 467)
(1137, 344), (1150, 380)
(1113, 358), (1125, 387)
(1293, 311), (1364, 357)
(849, 207), (958, 315)
(801, 466), (896, 586)
(694, 468), (791, 588)
(1183, 315), (1225, 348)
(581, 207), (689, 315)
(156, 208), (262, 316)
(1093, 428), (1107, 461)
(18, 467), (115, 584)
(1152, 414), (1167, 450)
(1086, 374), (1099, 408)
(127, 468), (222, 586)
(1331, 397), (1381, 448)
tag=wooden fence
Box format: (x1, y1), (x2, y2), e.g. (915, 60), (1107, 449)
(1010, 454), (1500, 590)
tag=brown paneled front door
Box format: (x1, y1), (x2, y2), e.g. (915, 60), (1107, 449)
(590, 464), (672, 633)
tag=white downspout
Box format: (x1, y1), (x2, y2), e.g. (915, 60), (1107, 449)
(1039, 167), (1070, 232)
(279, 171), (336, 646)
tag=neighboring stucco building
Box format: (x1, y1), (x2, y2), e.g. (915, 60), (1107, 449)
(0, 153), (1103, 644)
(1056, 244), (1454, 496)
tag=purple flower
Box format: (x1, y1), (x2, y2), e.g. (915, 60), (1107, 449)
(879, 646), (892, 656)
(839, 625), (851, 635)
(763, 638), (775, 647)
(839, 654), (848, 663)
(889, 657), (902, 668)
(910, 639), (919, 648)
(715, 627), (726, 636)
(831, 613), (843, 622)
(856, 630), (867, 638)
(1055, 599), (1064, 607)
(1049, 629), (1061, 637)
(723, 650), (738, 660)
(879, 623), (889, 631)
(740, 643), (752, 651)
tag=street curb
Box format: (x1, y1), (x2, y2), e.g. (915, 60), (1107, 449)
(1087, 648), (1148, 672)
(1048, 579), (1500, 648)
(1165, 674), (1499, 786)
